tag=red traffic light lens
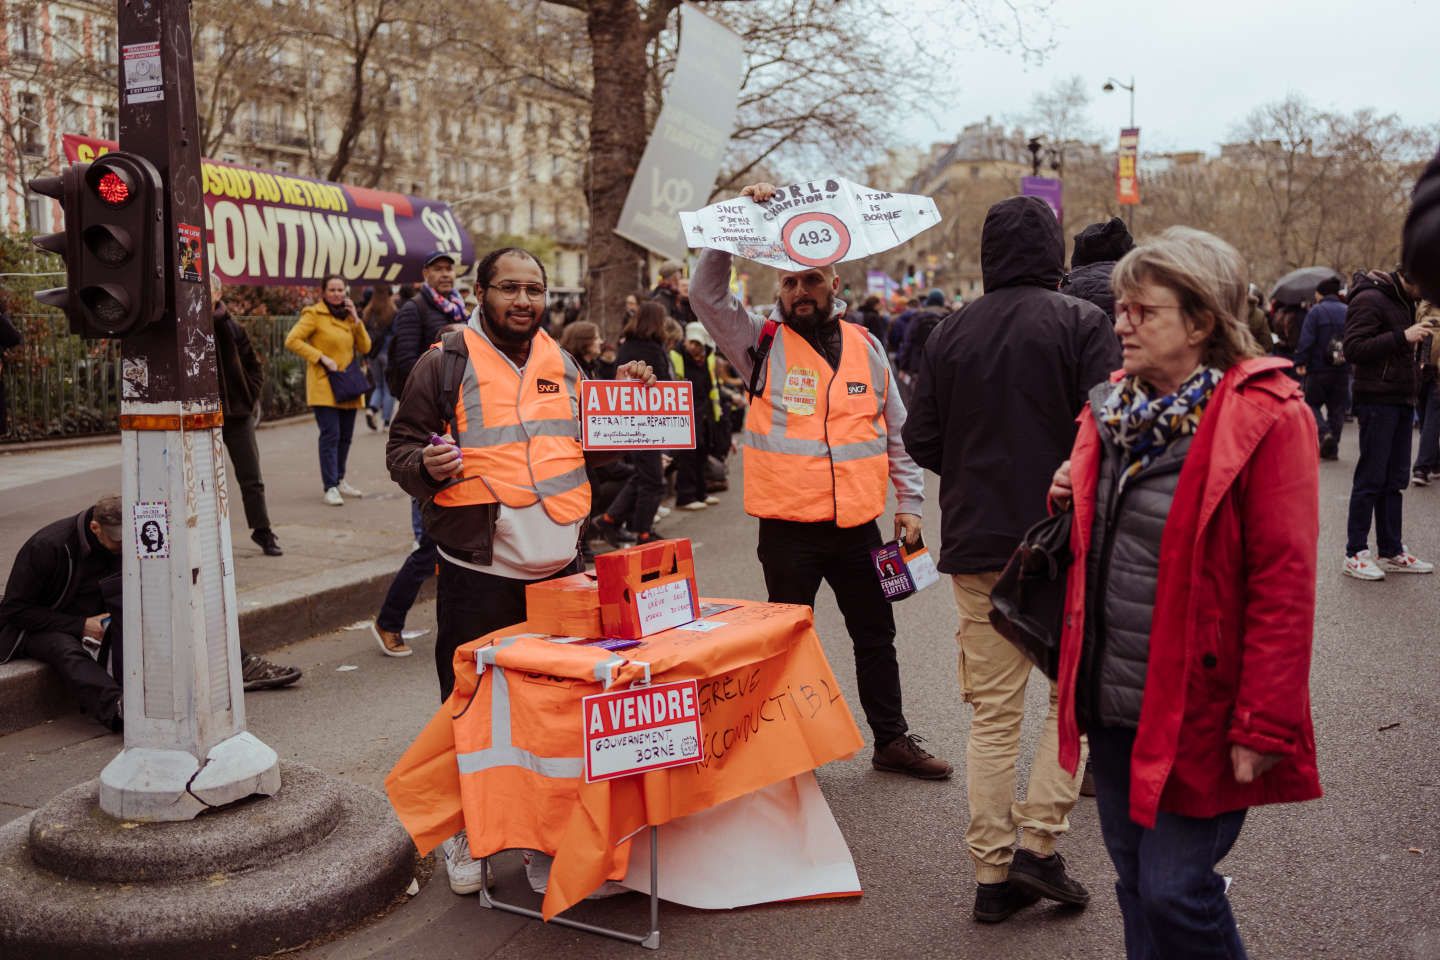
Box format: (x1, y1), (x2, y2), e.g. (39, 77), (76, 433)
(96, 171), (131, 206)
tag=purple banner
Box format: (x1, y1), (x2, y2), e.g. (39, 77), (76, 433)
(1021, 176), (1063, 224)
(64, 133), (474, 286)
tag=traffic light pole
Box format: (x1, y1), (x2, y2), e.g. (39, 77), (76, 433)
(98, 0), (279, 820)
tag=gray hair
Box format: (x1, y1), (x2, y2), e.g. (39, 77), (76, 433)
(1111, 226), (1265, 370)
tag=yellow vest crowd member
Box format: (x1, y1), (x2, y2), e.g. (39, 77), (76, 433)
(687, 182), (952, 782)
(385, 247), (655, 898)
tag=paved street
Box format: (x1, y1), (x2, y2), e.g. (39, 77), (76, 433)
(1, 423), (1438, 958)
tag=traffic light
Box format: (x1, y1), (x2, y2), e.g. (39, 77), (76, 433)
(30, 152), (166, 338)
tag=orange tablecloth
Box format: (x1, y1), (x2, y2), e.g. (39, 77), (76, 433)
(385, 599), (863, 918)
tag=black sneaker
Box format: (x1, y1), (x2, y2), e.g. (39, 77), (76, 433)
(973, 881), (1040, 923)
(241, 654), (302, 691)
(1413, 471), (1432, 487)
(591, 515), (636, 547)
(251, 528), (284, 556)
(1007, 849), (1089, 907)
(1319, 435), (1339, 460)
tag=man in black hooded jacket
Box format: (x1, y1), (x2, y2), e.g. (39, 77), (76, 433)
(1060, 216), (1134, 320)
(904, 195), (1120, 923)
(1403, 146), (1440, 305)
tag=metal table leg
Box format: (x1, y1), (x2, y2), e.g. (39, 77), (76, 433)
(477, 826), (661, 949)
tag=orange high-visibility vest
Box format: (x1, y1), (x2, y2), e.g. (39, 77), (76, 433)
(743, 321), (890, 527)
(433, 326), (590, 524)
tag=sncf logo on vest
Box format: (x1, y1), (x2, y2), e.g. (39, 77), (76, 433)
(536, 379), (560, 394)
(847, 382), (868, 395)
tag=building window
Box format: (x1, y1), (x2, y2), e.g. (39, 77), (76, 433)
(26, 190), (48, 231)
(99, 28), (115, 64)
(55, 16), (79, 63)
(101, 109), (117, 141)
(10, 11), (37, 56)
(17, 93), (43, 155)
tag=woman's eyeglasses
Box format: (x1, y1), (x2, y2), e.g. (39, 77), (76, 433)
(1114, 301), (1179, 327)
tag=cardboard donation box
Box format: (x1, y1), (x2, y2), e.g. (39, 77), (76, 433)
(595, 538), (700, 639)
(525, 572), (603, 638)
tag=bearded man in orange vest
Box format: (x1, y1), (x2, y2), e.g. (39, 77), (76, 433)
(688, 182), (952, 782)
(386, 246), (655, 896)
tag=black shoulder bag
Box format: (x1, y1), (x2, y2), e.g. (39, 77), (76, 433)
(987, 509), (1073, 682)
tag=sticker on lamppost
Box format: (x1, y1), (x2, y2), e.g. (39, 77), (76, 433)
(132, 501), (171, 560)
(679, 177), (941, 272)
(583, 679), (704, 782)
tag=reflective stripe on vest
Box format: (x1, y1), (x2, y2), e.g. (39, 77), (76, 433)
(434, 327), (590, 525)
(742, 322), (890, 527)
(670, 349), (722, 421)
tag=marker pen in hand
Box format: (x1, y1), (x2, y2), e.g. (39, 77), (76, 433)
(429, 434), (462, 470)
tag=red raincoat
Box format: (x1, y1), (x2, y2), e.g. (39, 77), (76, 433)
(1058, 357), (1323, 828)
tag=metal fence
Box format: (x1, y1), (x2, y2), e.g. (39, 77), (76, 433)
(0, 314), (309, 443)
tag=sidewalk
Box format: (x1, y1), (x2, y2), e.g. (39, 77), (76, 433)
(0, 415), (426, 734)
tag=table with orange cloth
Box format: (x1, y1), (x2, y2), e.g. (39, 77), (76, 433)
(385, 599), (864, 919)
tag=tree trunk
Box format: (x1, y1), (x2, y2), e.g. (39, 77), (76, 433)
(583, 0), (651, 346)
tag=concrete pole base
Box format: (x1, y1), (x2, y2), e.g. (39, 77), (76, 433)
(99, 730), (280, 821)
(0, 762), (416, 960)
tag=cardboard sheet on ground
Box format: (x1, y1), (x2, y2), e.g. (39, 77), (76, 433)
(384, 599), (864, 920)
(618, 771), (860, 908)
(679, 177), (942, 272)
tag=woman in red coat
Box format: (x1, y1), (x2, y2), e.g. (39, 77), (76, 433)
(1048, 227), (1321, 959)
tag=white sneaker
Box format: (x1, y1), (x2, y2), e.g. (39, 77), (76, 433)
(1344, 550), (1385, 580)
(441, 829), (490, 894)
(679, 500), (708, 511)
(1378, 549), (1434, 574)
(654, 506), (672, 519)
(704, 495), (720, 505)
(337, 479), (364, 498)
(323, 486), (344, 506)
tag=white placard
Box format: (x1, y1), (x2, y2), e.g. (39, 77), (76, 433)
(583, 679), (704, 782)
(122, 42), (163, 104)
(679, 177), (942, 272)
(580, 380), (696, 451)
(132, 501), (170, 559)
(637, 579), (695, 635)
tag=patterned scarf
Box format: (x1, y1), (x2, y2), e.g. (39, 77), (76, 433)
(422, 283), (467, 326)
(1098, 365), (1222, 491)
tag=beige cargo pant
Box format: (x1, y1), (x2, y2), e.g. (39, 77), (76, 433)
(952, 572), (1087, 884)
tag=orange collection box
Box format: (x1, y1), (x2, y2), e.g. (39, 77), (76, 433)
(594, 538), (700, 639)
(524, 572), (603, 639)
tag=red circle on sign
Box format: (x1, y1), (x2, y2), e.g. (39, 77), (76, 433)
(781, 212), (851, 268)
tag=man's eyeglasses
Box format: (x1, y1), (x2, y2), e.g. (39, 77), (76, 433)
(487, 282), (547, 301)
(1114, 301), (1179, 327)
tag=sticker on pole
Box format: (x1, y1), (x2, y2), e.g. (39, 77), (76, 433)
(580, 380), (696, 451)
(177, 223), (203, 283)
(679, 176), (941, 272)
(122, 42), (164, 105)
(583, 679), (704, 782)
(133, 501), (170, 559)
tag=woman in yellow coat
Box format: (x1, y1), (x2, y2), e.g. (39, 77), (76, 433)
(285, 274), (372, 505)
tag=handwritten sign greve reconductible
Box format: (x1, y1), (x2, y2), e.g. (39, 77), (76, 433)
(679, 176), (942, 273)
(580, 380), (696, 451)
(583, 679), (704, 782)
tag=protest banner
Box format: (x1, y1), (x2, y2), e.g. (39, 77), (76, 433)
(679, 176), (941, 272)
(1117, 127), (1141, 206)
(1021, 175), (1064, 223)
(62, 133), (473, 286)
(583, 679), (704, 782)
(580, 380), (696, 451)
(615, 4), (744, 260)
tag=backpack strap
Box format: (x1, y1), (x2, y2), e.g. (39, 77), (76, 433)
(436, 328), (470, 440)
(745, 318), (781, 397)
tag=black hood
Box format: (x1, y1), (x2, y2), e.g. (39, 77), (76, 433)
(1071, 217), (1134, 267)
(981, 196), (1065, 293)
(1350, 269), (1412, 309)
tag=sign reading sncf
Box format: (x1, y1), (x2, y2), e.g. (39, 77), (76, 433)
(62, 133), (473, 285)
(583, 679), (704, 782)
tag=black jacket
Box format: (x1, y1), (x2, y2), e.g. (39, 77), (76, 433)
(213, 302), (265, 420)
(1344, 270), (1418, 406)
(903, 195), (1121, 574)
(651, 285), (683, 322)
(1, 508), (120, 660)
(390, 292), (454, 391)
(1061, 261), (1119, 320)
(617, 338), (675, 380)
(1404, 146), (1440, 305)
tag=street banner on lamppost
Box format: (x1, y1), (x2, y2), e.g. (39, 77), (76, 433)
(614, 4), (744, 261)
(1117, 127), (1141, 206)
(63, 133), (473, 284)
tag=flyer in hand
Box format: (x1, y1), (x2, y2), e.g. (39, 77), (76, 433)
(580, 380), (696, 451)
(679, 177), (942, 272)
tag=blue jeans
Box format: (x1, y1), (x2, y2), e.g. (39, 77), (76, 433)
(313, 406), (357, 491)
(1088, 726), (1248, 960)
(368, 354), (396, 424)
(1346, 402), (1413, 557)
(377, 502), (436, 633)
(1414, 381), (1440, 475)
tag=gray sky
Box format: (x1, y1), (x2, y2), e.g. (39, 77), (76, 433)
(906, 0), (1440, 154)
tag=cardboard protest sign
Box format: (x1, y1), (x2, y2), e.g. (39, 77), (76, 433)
(580, 380), (696, 451)
(679, 177), (942, 272)
(583, 679), (704, 782)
